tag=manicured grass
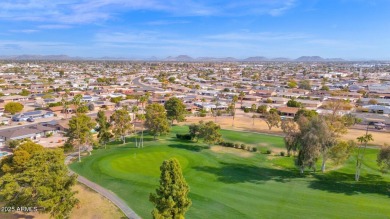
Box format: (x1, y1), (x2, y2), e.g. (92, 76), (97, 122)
(70, 126), (390, 219)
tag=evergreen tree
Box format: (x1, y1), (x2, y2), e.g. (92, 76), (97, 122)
(96, 110), (112, 149)
(0, 149), (78, 218)
(110, 108), (132, 144)
(164, 97), (187, 125)
(67, 113), (96, 162)
(200, 121), (222, 146)
(150, 158), (191, 219)
(145, 103), (170, 140)
(377, 145), (390, 173)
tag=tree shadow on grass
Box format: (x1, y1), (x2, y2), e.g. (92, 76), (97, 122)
(193, 162), (390, 196)
(309, 172), (390, 197)
(193, 162), (301, 184)
(168, 143), (209, 152)
(125, 136), (154, 142)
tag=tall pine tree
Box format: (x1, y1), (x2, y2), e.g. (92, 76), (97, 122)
(150, 158), (191, 219)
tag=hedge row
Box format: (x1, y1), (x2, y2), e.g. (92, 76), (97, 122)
(218, 141), (257, 152)
(176, 133), (192, 140)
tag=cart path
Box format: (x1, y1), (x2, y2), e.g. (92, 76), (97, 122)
(66, 153), (141, 219)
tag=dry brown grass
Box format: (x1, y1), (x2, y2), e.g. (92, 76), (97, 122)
(0, 183), (125, 219)
(182, 114), (387, 146)
(210, 145), (253, 158)
(342, 129), (389, 146)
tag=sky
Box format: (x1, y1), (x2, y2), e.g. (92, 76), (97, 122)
(0, 0), (389, 60)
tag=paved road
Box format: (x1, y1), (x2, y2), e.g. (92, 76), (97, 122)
(132, 77), (163, 91)
(66, 153), (141, 219)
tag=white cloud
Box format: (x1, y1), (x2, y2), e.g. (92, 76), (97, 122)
(0, 0), (297, 24)
(9, 29), (39, 33)
(144, 20), (190, 26)
(38, 24), (73, 29)
(269, 0), (296, 16)
(205, 31), (310, 41)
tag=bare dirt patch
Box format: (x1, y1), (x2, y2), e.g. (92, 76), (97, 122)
(210, 146), (253, 158)
(182, 113), (387, 146)
(342, 129), (389, 146)
(0, 183), (125, 219)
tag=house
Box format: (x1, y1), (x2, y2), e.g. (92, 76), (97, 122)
(287, 89), (310, 95)
(93, 101), (116, 110)
(254, 90), (276, 98)
(360, 98), (390, 106)
(49, 105), (77, 114)
(12, 110), (54, 122)
(0, 124), (57, 146)
(267, 97), (288, 105)
(276, 92), (301, 99)
(0, 95), (29, 104)
(363, 105), (390, 114)
(194, 102), (228, 112)
(242, 95), (262, 102)
(277, 107), (299, 118)
(296, 99), (322, 108)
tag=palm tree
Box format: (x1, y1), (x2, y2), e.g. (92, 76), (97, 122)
(355, 132), (374, 181)
(231, 95), (238, 127)
(239, 91), (245, 107)
(60, 96), (68, 118)
(131, 105), (139, 147)
(201, 98), (206, 109)
(251, 104), (257, 126)
(72, 94), (83, 107)
(138, 94), (149, 148)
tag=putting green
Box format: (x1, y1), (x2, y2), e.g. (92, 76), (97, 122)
(99, 152), (190, 177)
(70, 126), (390, 219)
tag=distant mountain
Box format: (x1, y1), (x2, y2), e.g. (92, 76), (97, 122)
(271, 57), (291, 61)
(0, 54), (348, 62)
(196, 57), (238, 62)
(164, 55), (194, 61)
(295, 56), (345, 62)
(243, 56), (268, 62)
(147, 56), (158, 61)
(295, 56), (324, 61)
(0, 54), (82, 60)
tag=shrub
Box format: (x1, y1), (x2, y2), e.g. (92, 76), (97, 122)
(234, 143), (240, 149)
(184, 134), (191, 140)
(241, 144), (247, 150)
(176, 133), (192, 140)
(265, 149), (272, 154)
(252, 147), (258, 152)
(63, 141), (74, 153)
(219, 141), (225, 146)
(6, 139), (21, 148)
(247, 146), (252, 151)
(243, 108), (250, 113)
(226, 142), (234, 147)
(280, 151), (285, 156)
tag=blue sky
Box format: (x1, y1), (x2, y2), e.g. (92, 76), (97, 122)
(0, 0), (389, 59)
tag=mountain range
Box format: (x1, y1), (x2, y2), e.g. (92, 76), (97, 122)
(0, 54), (348, 62)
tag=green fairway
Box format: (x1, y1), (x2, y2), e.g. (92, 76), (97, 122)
(70, 126), (390, 219)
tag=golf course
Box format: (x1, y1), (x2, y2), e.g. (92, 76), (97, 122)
(70, 126), (390, 219)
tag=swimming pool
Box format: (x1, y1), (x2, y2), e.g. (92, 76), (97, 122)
(0, 152), (9, 158)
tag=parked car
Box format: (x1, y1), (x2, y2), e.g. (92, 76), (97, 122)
(27, 117), (35, 122)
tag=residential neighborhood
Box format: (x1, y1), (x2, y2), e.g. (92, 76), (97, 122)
(1, 61), (389, 151)
(1, 60), (390, 219)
